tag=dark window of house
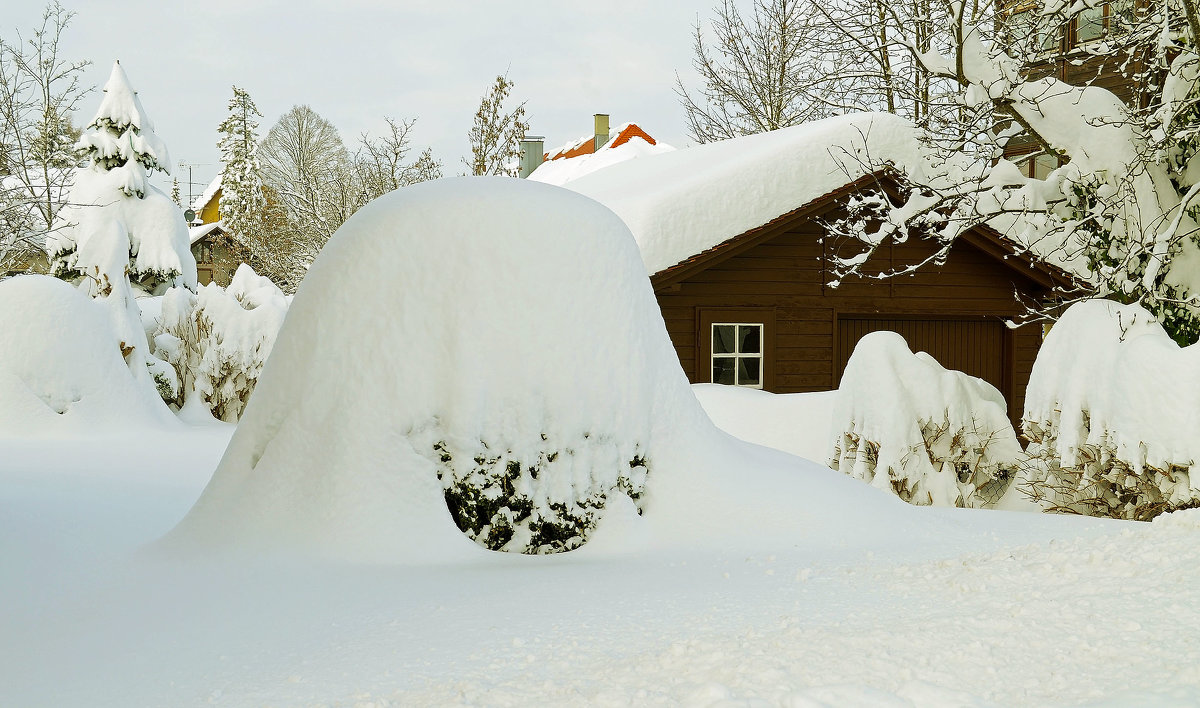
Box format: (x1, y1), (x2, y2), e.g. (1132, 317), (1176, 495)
(711, 323), (763, 388)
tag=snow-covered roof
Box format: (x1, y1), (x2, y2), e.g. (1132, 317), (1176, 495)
(564, 113), (924, 276)
(191, 174), (222, 214)
(188, 220), (225, 246)
(528, 123), (675, 187)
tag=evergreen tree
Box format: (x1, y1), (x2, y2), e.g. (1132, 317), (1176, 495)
(47, 61), (196, 377)
(217, 86), (268, 254)
(170, 177), (181, 208)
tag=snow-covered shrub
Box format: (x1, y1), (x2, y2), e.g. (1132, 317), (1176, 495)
(1020, 300), (1200, 520)
(828, 331), (1022, 507)
(426, 435), (648, 553)
(0, 275), (173, 434)
(167, 178), (702, 560)
(153, 264), (288, 421)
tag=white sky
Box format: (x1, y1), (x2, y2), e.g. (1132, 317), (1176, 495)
(3, 0), (716, 204)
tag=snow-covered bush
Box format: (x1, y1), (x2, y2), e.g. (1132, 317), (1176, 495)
(168, 178), (701, 560)
(153, 264), (288, 421)
(1020, 300), (1200, 520)
(0, 275), (173, 435)
(828, 331), (1022, 507)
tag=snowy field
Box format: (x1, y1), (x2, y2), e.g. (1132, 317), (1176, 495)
(5, 178), (1200, 708)
(4, 393), (1200, 708)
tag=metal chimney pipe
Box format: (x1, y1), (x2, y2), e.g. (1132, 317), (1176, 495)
(593, 114), (610, 153)
(518, 136), (545, 178)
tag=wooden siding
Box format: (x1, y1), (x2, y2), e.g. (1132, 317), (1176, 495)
(834, 316), (1006, 391)
(654, 202), (1051, 428)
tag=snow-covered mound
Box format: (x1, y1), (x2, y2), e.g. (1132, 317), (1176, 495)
(0, 276), (173, 436)
(528, 123), (675, 186)
(166, 177), (730, 561)
(154, 264), (289, 421)
(1021, 299), (1200, 519)
(565, 113), (922, 274)
(691, 384), (835, 463)
(828, 331), (1022, 507)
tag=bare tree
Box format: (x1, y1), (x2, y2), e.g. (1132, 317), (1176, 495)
(354, 116), (442, 202)
(253, 107), (441, 289)
(0, 1), (89, 276)
(465, 74), (529, 177)
(676, 0), (960, 143)
(825, 0), (1200, 343)
(258, 104), (355, 246)
(676, 0), (830, 142)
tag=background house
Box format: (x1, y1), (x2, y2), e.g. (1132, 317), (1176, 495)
(568, 113), (1070, 425)
(521, 114), (674, 185)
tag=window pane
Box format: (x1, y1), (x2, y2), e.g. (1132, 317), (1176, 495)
(1077, 5), (1104, 42)
(713, 325), (736, 354)
(739, 325), (761, 354)
(713, 357), (737, 385)
(1033, 153), (1057, 180)
(1110, 0), (1134, 32)
(738, 358), (761, 387)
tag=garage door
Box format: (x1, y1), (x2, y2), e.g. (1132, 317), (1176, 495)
(835, 316), (1005, 392)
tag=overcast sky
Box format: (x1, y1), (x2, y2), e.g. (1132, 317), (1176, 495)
(4, 0), (717, 205)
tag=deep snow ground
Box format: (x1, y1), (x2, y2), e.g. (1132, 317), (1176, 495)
(3, 406), (1199, 707)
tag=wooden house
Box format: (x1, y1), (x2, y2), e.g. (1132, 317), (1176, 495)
(188, 221), (247, 287)
(1002, 0), (1155, 175)
(522, 114), (673, 183)
(568, 113), (1071, 425)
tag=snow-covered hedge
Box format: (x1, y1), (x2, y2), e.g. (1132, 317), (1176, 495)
(828, 331), (1022, 507)
(153, 264), (288, 421)
(168, 178), (700, 560)
(1021, 300), (1200, 520)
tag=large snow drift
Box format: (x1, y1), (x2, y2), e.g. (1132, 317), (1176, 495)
(0, 276), (173, 435)
(167, 178), (737, 561)
(566, 113), (923, 274)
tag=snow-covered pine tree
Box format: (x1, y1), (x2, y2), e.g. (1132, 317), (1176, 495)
(47, 61), (196, 379)
(217, 86), (268, 256)
(170, 177), (181, 208)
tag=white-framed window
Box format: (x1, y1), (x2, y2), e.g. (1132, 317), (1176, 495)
(711, 322), (763, 388)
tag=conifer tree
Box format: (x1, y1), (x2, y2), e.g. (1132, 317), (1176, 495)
(47, 61), (195, 377)
(217, 86), (268, 253)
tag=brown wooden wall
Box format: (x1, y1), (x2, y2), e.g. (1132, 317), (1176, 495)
(654, 209), (1050, 428)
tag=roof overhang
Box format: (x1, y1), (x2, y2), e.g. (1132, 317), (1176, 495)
(649, 170), (1077, 293)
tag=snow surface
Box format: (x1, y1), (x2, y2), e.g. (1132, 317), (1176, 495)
(11, 420), (1200, 706)
(566, 113), (923, 275)
(527, 123), (676, 186)
(0, 275), (174, 435)
(691, 383), (835, 462)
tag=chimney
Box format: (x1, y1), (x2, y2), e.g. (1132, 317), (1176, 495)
(518, 135), (545, 178)
(593, 113), (610, 153)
